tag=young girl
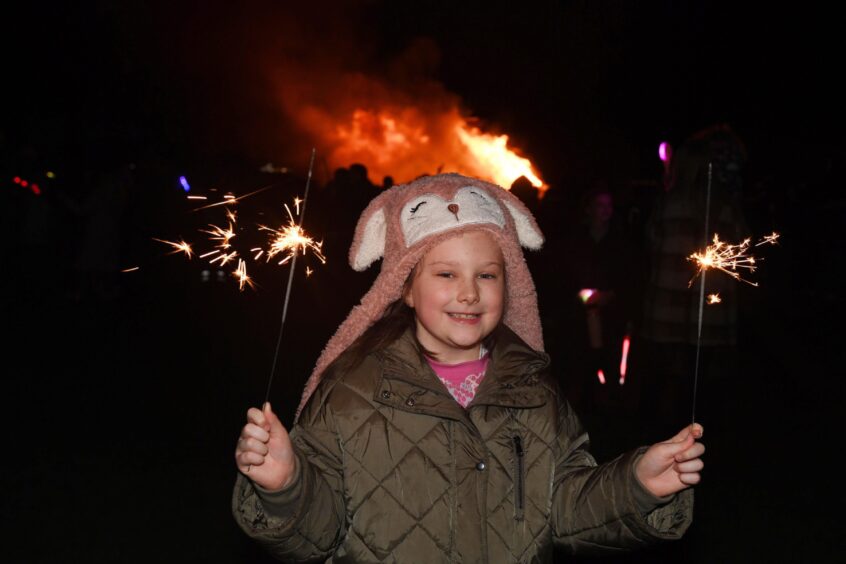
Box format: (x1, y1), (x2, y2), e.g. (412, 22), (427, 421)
(233, 173), (704, 563)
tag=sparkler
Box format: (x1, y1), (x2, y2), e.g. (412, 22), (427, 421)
(688, 232), (780, 287)
(150, 171), (329, 292)
(689, 164), (713, 426)
(260, 204), (326, 266)
(264, 148), (318, 406)
(688, 164), (780, 423)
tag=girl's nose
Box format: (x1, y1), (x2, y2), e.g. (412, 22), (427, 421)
(458, 279), (480, 304)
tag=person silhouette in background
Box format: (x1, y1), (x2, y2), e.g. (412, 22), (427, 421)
(639, 124), (748, 437)
(562, 183), (640, 418)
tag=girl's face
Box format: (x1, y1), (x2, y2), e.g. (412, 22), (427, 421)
(405, 231), (505, 364)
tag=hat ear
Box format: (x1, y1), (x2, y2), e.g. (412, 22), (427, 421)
(503, 200), (544, 250)
(350, 207), (387, 271)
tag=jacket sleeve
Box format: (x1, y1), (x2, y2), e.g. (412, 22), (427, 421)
(231, 388), (347, 562)
(551, 397), (693, 555)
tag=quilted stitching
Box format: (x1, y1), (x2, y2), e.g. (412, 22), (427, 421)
(342, 405), (456, 559)
(233, 327), (694, 562)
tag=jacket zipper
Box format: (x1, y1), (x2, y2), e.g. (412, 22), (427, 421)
(512, 435), (525, 521)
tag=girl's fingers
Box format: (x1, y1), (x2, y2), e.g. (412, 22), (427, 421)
(237, 450), (266, 467)
(679, 472), (701, 486)
(246, 407), (270, 431)
(674, 459), (704, 474)
(241, 423), (270, 443)
(674, 442), (705, 462)
(239, 437), (269, 456)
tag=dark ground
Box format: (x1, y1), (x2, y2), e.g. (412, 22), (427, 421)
(3, 184), (843, 563)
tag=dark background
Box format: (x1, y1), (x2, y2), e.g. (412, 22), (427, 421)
(2, 1), (843, 562)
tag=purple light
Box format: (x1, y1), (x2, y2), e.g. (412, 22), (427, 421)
(658, 142), (670, 163)
(179, 176), (190, 192)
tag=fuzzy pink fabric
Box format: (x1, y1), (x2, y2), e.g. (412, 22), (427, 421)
(295, 173), (545, 420)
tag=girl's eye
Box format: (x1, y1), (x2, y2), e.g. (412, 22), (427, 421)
(436, 272), (454, 278)
(479, 273), (497, 280)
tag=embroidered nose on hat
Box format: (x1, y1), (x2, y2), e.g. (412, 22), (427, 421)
(447, 203), (460, 221)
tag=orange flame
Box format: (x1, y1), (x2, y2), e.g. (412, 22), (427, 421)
(455, 121), (545, 190)
(272, 51), (547, 195)
(295, 103), (546, 194)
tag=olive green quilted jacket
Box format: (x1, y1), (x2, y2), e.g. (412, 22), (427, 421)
(233, 326), (692, 562)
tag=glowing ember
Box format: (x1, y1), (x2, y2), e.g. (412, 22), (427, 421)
(234, 259), (254, 291)
(209, 251), (238, 266)
(707, 293), (722, 305)
(688, 232), (780, 287)
(153, 238), (193, 258)
(201, 223), (237, 251)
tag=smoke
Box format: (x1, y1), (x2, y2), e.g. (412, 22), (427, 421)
(130, 2), (542, 187)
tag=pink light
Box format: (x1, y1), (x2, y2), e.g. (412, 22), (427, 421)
(13, 176), (21, 184)
(578, 288), (596, 303)
(658, 141), (670, 163)
(20, 180), (28, 187)
(619, 336), (630, 385)
(596, 369), (606, 385)
(31, 184), (41, 196)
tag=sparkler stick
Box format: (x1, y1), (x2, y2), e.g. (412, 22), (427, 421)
(190, 185), (272, 212)
(690, 163), (712, 425)
(263, 148), (317, 406)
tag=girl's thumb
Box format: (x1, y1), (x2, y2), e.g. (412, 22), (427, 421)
(262, 402), (284, 432)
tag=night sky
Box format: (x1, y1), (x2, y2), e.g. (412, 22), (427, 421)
(7, 2), (844, 186)
(3, 2), (844, 562)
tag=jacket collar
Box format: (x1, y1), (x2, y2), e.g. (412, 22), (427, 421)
(373, 325), (550, 421)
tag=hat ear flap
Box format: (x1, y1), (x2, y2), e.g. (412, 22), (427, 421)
(503, 200), (544, 250)
(350, 207), (387, 271)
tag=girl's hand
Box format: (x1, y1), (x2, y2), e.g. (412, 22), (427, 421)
(235, 403), (297, 492)
(635, 424), (704, 498)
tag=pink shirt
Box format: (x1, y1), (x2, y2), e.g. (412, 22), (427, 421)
(426, 355), (489, 408)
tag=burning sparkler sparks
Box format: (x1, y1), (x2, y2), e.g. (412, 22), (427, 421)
(260, 203), (326, 266)
(153, 238), (193, 258)
(150, 179), (326, 292)
(234, 259), (254, 291)
(707, 293), (722, 305)
(688, 232), (781, 287)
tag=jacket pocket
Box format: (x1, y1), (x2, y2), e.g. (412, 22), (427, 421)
(512, 435), (525, 521)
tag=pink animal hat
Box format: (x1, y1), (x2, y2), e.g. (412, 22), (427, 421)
(296, 173), (545, 419)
